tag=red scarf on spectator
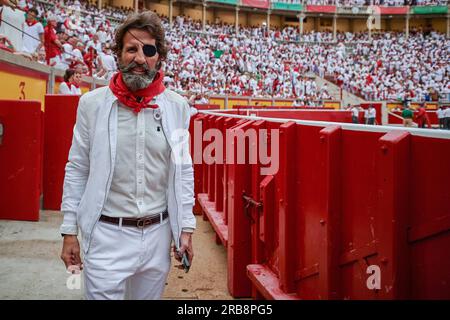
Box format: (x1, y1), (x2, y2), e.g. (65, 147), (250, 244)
(26, 20), (38, 27)
(109, 70), (165, 114)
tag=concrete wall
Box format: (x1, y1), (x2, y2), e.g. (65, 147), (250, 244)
(303, 17), (315, 32)
(216, 10), (235, 24)
(409, 18), (429, 30)
(112, 0), (133, 9)
(206, 9), (214, 25)
(336, 19), (350, 32)
(353, 19), (369, 32)
(151, 1), (182, 18)
(318, 17), (333, 32)
(247, 13), (267, 28)
(430, 18), (446, 32)
(238, 12), (249, 27)
(391, 18), (407, 32)
(147, 2), (170, 16)
(270, 14), (282, 29)
(184, 5), (204, 22)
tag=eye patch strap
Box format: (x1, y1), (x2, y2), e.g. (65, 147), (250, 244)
(127, 30), (157, 57)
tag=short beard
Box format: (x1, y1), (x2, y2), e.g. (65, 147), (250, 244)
(119, 60), (158, 92)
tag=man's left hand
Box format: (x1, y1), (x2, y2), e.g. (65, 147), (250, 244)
(174, 231), (194, 265)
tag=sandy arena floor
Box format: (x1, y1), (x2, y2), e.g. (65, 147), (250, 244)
(0, 211), (232, 300)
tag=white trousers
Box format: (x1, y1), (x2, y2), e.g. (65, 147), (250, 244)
(83, 217), (172, 300)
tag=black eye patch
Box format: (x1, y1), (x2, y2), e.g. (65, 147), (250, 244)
(126, 30), (158, 57)
(143, 44), (157, 57)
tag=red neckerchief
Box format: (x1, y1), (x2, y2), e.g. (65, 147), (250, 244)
(64, 81), (72, 89)
(109, 70), (165, 114)
(26, 20), (38, 27)
(71, 82), (80, 89)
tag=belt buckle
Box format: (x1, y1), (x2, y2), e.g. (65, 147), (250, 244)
(136, 218), (147, 229)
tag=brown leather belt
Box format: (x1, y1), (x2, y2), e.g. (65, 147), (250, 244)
(99, 211), (169, 229)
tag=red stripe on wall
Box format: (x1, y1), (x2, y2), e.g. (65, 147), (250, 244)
(306, 5), (336, 13)
(379, 6), (408, 15)
(241, 0), (270, 9)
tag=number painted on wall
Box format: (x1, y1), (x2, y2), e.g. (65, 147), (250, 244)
(19, 81), (26, 100)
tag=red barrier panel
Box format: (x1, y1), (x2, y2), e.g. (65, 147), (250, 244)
(190, 114), (205, 215)
(43, 95), (80, 210)
(198, 111), (450, 299)
(246, 123), (450, 299)
(194, 110), (450, 299)
(408, 135), (450, 299)
(388, 111), (439, 126)
(197, 114), (256, 296)
(249, 123), (345, 299)
(226, 119), (255, 297)
(388, 112), (405, 125)
(0, 100), (42, 221)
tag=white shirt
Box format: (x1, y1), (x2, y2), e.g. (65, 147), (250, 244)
(72, 48), (83, 62)
(71, 86), (81, 95)
(0, 7), (25, 51)
(436, 109), (445, 119)
(61, 43), (73, 67)
(97, 30), (107, 43)
(58, 82), (72, 94)
(102, 103), (171, 218)
(368, 107), (376, 118)
(22, 21), (44, 54)
(100, 53), (117, 72)
(58, 82), (81, 95)
(351, 107), (359, 118)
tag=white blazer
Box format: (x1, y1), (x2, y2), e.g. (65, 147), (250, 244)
(60, 86), (196, 254)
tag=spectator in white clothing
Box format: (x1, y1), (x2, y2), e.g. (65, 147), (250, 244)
(58, 68), (82, 95)
(351, 105), (361, 124)
(444, 107), (450, 130)
(436, 106), (445, 129)
(22, 8), (44, 55)
(367, 104), (376, 125)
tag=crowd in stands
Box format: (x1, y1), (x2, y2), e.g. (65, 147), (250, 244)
(277, 0), (448, 6)
(167, 17), (450, 102)
(0, 0), (449, 102)
(323, 31), (449, 101)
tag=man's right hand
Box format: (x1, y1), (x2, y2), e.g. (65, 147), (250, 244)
(60, 235), (83, 271)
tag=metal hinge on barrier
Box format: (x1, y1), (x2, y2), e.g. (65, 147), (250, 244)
(242, 191), (263, 223)
(0, 122), (3, 146)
